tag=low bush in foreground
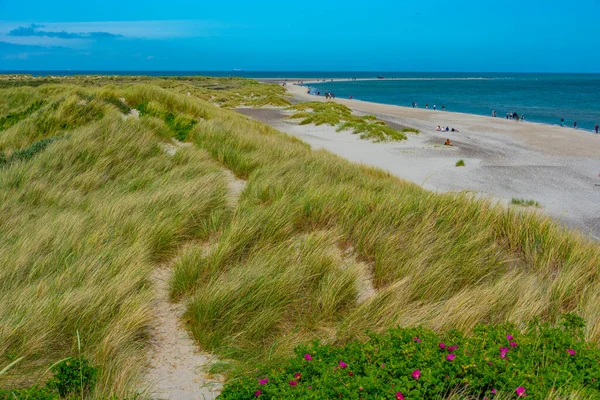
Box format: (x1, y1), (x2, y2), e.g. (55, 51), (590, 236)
(0, 356), (98, 399)
(221, 315), (600, 399)
(456, 159), (465, 167)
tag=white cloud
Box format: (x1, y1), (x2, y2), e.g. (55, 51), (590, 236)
(0, 20), (233, 42)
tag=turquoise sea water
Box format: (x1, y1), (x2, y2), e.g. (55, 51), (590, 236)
(4, 71), (599, 131)
(303, 74), (600, 132)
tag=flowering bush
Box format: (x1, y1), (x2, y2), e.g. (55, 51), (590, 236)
(220, 315), (600, 399)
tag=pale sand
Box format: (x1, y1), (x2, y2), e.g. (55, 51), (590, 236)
(237, 82), (600, 239)
(145, 143), (248, 399)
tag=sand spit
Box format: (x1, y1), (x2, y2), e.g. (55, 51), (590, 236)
(237, 82), (600, 239)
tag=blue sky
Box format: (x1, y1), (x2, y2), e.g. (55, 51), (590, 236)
(1, 0), (599, 72)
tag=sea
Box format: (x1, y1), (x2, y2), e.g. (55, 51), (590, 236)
(4, 71), (600, 132)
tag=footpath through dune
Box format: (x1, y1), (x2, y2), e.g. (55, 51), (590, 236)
(145, 141), (247, 400)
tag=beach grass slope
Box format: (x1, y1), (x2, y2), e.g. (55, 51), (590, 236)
(0, 76), (599, 397)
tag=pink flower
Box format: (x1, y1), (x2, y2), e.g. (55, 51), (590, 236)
(567, 349), (576, 356)
(259, 378), (268, 385)
(294, 373), (301, 380)
(413, 337), (422, 343)
(380, 363), (385, 368)
(307, 386), (312, 389)
(339, 361), (348, 369)
(439, 342), (446, 349)
(446, 354), (456, 361)
(289, 380), (298, 387)
(491, 388), (497, 394)
(395, 392), (405, 400)
(412, 369), (421, 380)
(488, 361), (493, 365)
(304, 354), (313, 361)
(448, 345), (459, 352)
(254, 390), (262, 397)
(500, 347), (509, 359)
(506, 334), (513, 341)
(516, 386), (526, 397)
(510, 342), (518, 348)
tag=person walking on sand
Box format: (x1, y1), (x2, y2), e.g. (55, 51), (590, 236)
(595, 123), (599, 134)
(521, 114), (524, 122)
(574, 121), (577, 129)
(425, 104), (429, 109)
(561, 117), (565, 127)
(442, 105), (445, 111)
(433, 104), (437, 110)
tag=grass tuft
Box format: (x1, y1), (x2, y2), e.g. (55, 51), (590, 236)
(511, 198), (541, 207)
(288, 102), (409, 142)
(456, 159), (466, 167)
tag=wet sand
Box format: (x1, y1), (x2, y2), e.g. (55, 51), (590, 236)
(237, 82), (600, 239)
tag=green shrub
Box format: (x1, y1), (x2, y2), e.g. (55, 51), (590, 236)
(511, 198), (540, 207)
(137, 102), (197, 141)
(402, 127), (419, 134)
(0, 137), (63, 167)
(46, 357), (98, 398)
(0, 100), (45, 131)
(220, 315), (600, 399)
(456, 159), (465, 167)
(0, 356), (98, 400)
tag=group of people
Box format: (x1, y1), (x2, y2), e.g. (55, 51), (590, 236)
(436, 125), (459, 133)
(325, 92), (335, 100)
(412, 102), (445, 111)
(499, 111), (524, 121)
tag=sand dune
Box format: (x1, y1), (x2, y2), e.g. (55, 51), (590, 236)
(241, 82), (600, 239)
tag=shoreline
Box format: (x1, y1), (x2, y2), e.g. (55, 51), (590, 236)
(242, 79), (600, 239)
(280, 81), (600, 158)
(278, 79), (598, 134)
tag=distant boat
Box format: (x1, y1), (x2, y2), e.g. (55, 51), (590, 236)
(232, 69), (244, 72)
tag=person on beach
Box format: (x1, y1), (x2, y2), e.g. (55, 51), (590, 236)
(506, 113), (509, 119)
(350, 94), (353, 99)
(574, 121), (577, 129)
(561, 117), (565, 127)
(426, 104), (429, 109)
(442, 105), (445, 111)
(434, 104), (437, 110)
(436, 125), (441, 131)
(595, 123), (599, 134)
(521, 114), (524, 122)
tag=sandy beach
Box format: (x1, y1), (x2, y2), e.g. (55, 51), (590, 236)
(240, 80), (600, 239)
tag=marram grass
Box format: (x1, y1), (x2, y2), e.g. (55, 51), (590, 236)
(0, 76), (599, 398)
(288, 101), (409, 142)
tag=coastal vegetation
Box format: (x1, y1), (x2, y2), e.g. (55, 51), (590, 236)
(1, 75), (599, 398)
(221, 315), (600, 399)
(455, 159), (465, 167)
(511, 198), (541, 207)
(288, 101), (409, 141)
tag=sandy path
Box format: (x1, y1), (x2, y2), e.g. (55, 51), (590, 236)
(237, 84), (600, 240)
(144, 143), (247, 399)
(145, 266), (223, 400)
